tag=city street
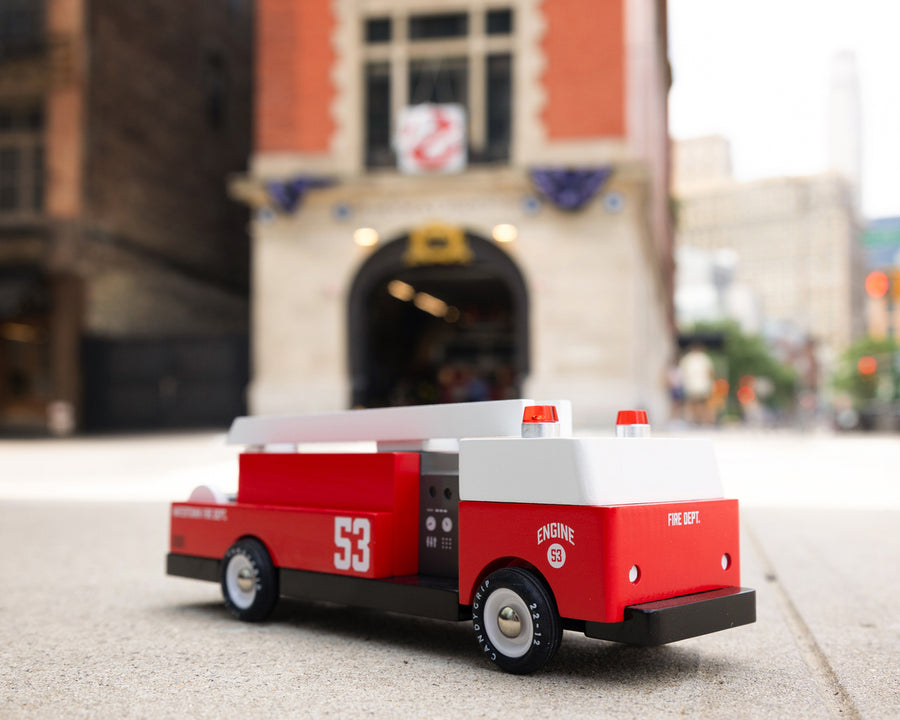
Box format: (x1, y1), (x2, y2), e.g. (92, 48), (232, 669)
(1, 429), (898, 718)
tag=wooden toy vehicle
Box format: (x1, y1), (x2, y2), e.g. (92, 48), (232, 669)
(167, 399), (755, 674)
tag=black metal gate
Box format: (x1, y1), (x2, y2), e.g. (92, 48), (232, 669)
(81, 335), (248, 431)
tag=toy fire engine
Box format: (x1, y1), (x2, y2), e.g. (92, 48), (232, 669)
(167, 399), (755, 674)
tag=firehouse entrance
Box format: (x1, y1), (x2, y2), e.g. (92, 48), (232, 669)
(348, 227), (528, 408)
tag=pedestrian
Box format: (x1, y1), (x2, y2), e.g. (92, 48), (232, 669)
(679, 344), (715, 425)
(666, 362), (685, 421)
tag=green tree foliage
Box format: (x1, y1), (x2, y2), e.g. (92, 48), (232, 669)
(832, 336), (899, 407)
(690, 320), (797, 414)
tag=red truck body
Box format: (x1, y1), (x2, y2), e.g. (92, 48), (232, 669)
(173, 453), (420, 579)
(167, 400), (755, 673)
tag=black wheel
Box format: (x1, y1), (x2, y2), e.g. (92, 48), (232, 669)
(471, 567), (562, 674)
(221, 538), (279, 621)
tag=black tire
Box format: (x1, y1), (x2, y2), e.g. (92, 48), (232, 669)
(471, 567), (563, 674)
(221, 538), (279, 621)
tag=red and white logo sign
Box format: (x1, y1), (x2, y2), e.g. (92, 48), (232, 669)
(537, 522), (574, 569)
(396, 103), (467, 174)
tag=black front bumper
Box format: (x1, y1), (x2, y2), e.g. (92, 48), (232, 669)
(584, 586), (756, 646)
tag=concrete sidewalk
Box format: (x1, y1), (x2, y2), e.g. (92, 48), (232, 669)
(1, 431), (898, 718)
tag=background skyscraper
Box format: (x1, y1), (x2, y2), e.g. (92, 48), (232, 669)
(827, 51), (862, 211)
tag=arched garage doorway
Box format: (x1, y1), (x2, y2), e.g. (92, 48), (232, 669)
(348, 225), (529, 407)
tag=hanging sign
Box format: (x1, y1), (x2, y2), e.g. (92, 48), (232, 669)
(404, 222), (473, 266)
(396, 104), (467, 174)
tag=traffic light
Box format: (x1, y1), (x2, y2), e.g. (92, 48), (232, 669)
(865, 271), (897, 339)
(865, 271), (889, 299)
(857, 356), (878, 375)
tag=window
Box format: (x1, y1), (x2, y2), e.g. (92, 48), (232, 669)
(204, 51), (228, 131)
(408, 13), (468, 40)
(0, 0), (44, 59)
(363, 8), (514, 169)
(486, 9), (513, 35)
(0, 149), (20, 211)
(364, 62), (391, 167)
(227, 0), (247, 18)
(365, 18), (391, 43)
(409, 57), (468, 105)
(0, 104), (43, 218)
(486, 54), (512, 162)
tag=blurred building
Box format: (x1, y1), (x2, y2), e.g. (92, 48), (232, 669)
(0, 0), (252, 433)
(671, 134), (732, 193)
(233, 0), (674, 426)
(828, 51), (862, 210)
(674, 245), (762, 334)
(673, 136), (865, 371)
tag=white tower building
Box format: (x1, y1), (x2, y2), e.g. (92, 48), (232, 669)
(828, 51), (862, 210)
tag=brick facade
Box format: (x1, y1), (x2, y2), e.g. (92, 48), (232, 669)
(255, 0), (335, 153)
(243, 0), (674, 425)
(85, 0), (253, 286)
(0, 0), (254, 432)
(540, 0), (626, 139)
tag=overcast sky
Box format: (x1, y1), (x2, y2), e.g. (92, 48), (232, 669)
(668, 0), (900, 219)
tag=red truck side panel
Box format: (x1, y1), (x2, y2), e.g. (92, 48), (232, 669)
(458, 499), (740, 623)
(459, 502), (604, 621)
(171, 504), (395, 578)
(237, 452), (420, 576)
(597, 499), (741, 622)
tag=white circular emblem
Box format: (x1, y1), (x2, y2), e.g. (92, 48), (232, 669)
(426, 516), (437, 531)
(441, 517), (453, 533)
(547, 543), (566, 569)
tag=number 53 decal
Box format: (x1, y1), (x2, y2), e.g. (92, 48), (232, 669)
(333, 517), (371, 572)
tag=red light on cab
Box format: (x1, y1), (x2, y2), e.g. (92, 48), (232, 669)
(616, 410), (648, 426)
(522, 405), (559, 423)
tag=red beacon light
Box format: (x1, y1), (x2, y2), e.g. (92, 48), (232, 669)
(522, 405), (560, 438)
(616, 410), (650, 438)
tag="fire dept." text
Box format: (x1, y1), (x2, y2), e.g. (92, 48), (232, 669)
(667, 510), (700, 526)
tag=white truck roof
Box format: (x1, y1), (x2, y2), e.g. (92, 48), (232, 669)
(227, 399), (573, 447)
(459, 437), (723, 506)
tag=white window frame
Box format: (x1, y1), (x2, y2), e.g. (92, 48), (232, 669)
(0, 105), (43, 222)
(361, 6), (514, 165)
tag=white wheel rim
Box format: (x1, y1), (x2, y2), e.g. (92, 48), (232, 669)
(483, 588), (533, 658)
(225, 553), (257, 609)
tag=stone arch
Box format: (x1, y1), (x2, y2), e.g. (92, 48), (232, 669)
(347, 229), (529, 407)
